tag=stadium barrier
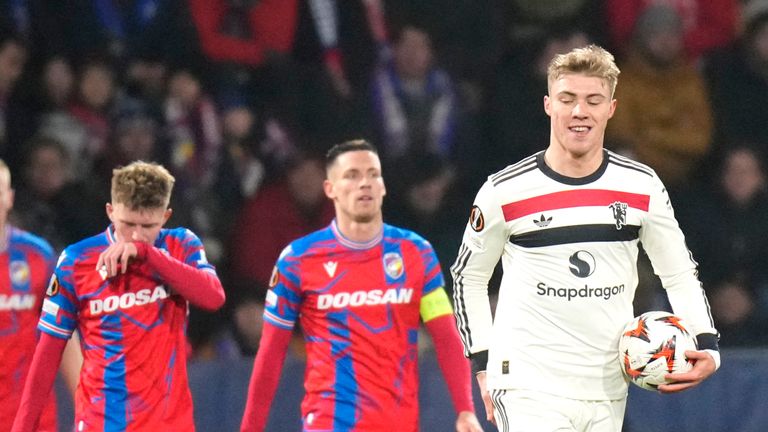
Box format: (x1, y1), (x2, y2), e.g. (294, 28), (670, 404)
(55, 348), (768, 431)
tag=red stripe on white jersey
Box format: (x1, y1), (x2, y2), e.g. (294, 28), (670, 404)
(501, 189), (650, 222)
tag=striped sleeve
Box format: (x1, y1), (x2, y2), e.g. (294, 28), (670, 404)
(263, 245), (301, 330)
(451, 180), (507, 357)
(640, 173), (718, 340)
(38, 250), (79, 339)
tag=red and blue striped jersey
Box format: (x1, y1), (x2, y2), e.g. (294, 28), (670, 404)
(264, 221), (445, 432)
(0, 227), (56, 432)
(38, 226), (216, 432)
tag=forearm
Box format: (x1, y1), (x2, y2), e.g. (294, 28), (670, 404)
(60, 333), (83, 397)
(12, 333), (68, 432)
(241, 324), (293, 432)
(426, 314), (475, 413)
(452, 247), (496, 354)
(136, 242), (225, 311)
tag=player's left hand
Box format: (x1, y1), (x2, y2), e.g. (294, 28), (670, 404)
(658, 350), (717, 394)
(97, 241), (139, 277)
(455, 410), (483, 432)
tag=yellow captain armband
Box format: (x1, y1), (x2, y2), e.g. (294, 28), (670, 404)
(420, 287), (453, 323)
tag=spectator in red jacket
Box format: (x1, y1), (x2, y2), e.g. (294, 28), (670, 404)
(228, 152), (334, 293)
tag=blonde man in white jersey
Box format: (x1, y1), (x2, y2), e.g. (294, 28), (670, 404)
(451, 45), (719, 432)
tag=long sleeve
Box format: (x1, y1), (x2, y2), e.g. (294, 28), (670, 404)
(451, 180), (506, 360)
(639, 174), (718, 345)
(425, 314), (475, 413)
(135, 241), (225, 311)
(11, 334), (68, 432)
(240, 323), (293, 432)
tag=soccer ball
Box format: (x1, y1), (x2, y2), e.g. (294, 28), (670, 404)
(618, 311), (698, 391)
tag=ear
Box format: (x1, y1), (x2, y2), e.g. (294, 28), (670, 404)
(543, 95), (551, 116)
(323, 179), (334, 199)
(163, 208), (173, 225)
(608, 98), (617, 119)
(106, 203), (114, 222)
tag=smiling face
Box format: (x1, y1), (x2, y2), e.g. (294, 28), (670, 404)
(324, 150), (386, 224)
(544, 73), (616, 160)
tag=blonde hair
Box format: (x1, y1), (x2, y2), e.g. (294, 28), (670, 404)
(547, 45), (620, 97)
(111, 161), (175, 210)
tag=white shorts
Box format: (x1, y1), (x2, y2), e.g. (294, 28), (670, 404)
(490, 389), (626, 432)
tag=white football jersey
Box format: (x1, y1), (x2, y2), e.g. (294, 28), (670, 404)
(451, 150), (717, 400)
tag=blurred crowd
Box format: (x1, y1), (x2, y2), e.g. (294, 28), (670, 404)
(1, 0), (767, 358)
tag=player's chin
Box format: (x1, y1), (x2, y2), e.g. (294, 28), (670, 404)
(352, 212), (377, 223)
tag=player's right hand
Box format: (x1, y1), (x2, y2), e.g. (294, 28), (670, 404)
(475, 372), (495, 426)
(658, 349), (718, 394)
(96, 241), (139, 277)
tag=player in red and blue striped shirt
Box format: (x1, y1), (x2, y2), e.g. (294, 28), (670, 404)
(240, 140), (481, 432)
(0, 159), (81, 432)
(12, 161), (225, 432)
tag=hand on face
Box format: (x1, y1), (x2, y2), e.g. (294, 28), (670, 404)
(96, 240), (139, 277)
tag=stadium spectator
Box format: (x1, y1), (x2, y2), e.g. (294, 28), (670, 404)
(369, 24), (458, 163)
(65, 56), (118, 180)
(37, 55), (76, 112)
(607, 5), (713, 195)
(12, 136), (105, 253)
(56, 1), (195, 66)
(227, 151), (334, 295)
(163, 66), (222, 192)
(605, 0), (739, 61)
(297, 0), (381, 99)
(240, 140), (482, 432)
(703, 0), (768, 159)
(188, 0), (300, 111)
(12, 161), (225, 431)
(679, 144), (768, 347)
(95, 104), (166, 183)
(385, 153), (465, 292)
(0, 33), (29, 172)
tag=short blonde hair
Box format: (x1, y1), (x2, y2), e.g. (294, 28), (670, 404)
(111, 161), (175, 210)
(547, 45), (620, 97)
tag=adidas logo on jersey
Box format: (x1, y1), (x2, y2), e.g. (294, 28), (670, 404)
(0, 293), (36, 311)
(534, 214), (552, 227)
(317, 288), (414, 310)
(89, 285), (169, 315)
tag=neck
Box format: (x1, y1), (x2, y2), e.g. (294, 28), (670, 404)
(0, 223), (8, 252)
(334, 215), (384, 244)
(544, 146), (604, 178)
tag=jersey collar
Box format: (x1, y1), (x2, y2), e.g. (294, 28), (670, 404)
(537, 149), (609, 185)
(330, 219), (383, 250)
